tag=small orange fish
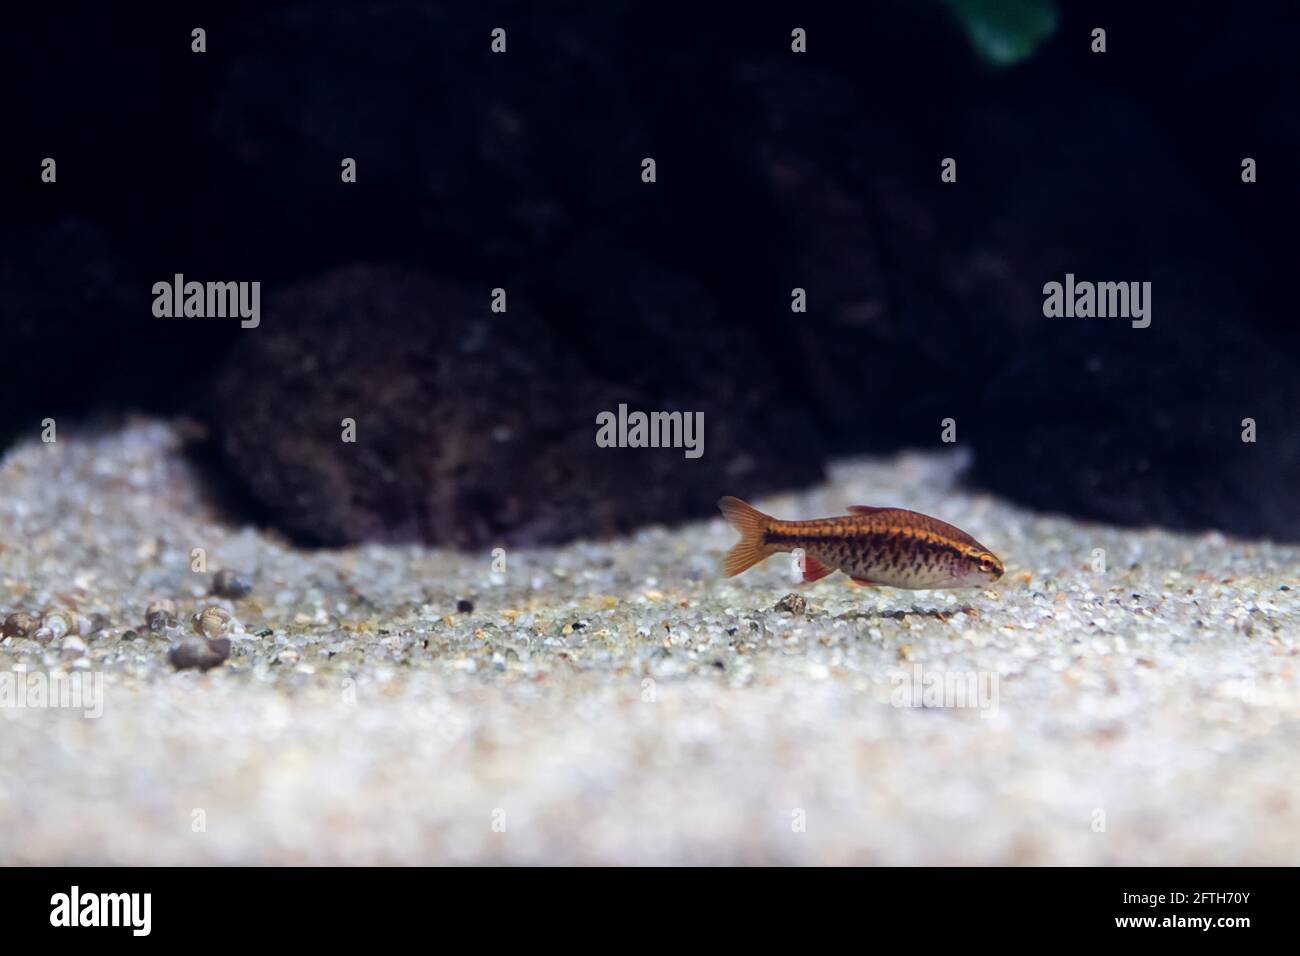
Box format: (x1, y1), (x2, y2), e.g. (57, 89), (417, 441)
(718, 496), (1004, 589)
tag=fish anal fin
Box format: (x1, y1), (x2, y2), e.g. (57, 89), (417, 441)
(848, 576), (878, 587)
(802, 554), (834, 583)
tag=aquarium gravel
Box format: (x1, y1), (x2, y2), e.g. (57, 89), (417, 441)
(0, 419), (1296, 864)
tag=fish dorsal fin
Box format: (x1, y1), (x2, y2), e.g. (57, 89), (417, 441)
(846, 505), (890, 515)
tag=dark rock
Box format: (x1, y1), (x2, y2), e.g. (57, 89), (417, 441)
(211, 265), (821, 548)
(168, 636), (232, 672)
(456, 599), (474, 614)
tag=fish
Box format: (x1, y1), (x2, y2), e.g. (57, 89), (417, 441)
(717, 496), (1004, 589)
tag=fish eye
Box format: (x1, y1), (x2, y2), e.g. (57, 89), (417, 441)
(977, 555), (996, 574)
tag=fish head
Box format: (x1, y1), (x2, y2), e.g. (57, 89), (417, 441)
(951, 544), (1004, 587)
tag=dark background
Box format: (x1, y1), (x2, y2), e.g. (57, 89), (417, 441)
(4, 1), (1297, 546)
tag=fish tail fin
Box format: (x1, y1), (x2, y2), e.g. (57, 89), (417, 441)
(717, 496), (777, 577)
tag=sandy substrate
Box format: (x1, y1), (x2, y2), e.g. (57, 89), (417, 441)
(0, 418), (1296, 864)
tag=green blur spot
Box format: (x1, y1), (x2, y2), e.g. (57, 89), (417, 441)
(943, 0), (1060, 67)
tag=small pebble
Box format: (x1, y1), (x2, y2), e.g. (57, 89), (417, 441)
(774, 593), (808, 615)
(60, 636), (87, 660)
(145, 598), (178, 633)
(31, 626), (55, 644)
(212, 569), (254, 599)
(2, 611), (37, 638)
(456, 599), (474, 613)
(168, 636), (231, 672)
(42, 611), (74, 640)
(192, 605), (235, 638)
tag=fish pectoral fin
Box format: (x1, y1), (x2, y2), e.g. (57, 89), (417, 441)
(802, 555), (834, 583)
(848, 576), (878, 587)
(846, 505), (890, 515)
